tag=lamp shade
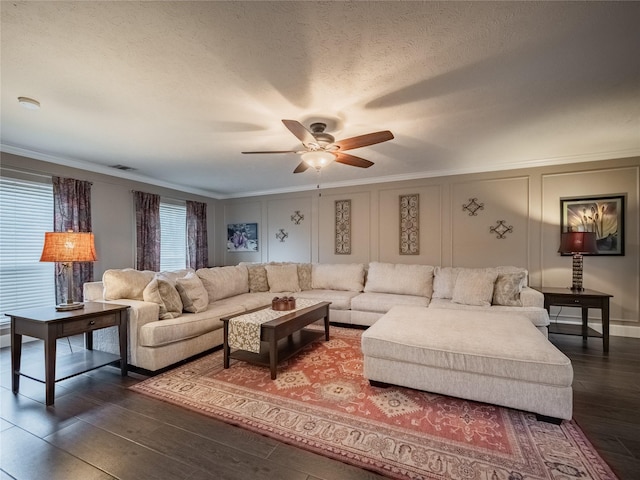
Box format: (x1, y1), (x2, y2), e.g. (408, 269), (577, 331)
(558, 231), (598, 254)
(40, 232), (97, 262)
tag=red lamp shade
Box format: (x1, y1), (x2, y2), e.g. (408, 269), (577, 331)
(558, 232), (598, 254)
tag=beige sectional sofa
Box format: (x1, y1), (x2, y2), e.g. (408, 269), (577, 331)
(83, 261), (549, 372)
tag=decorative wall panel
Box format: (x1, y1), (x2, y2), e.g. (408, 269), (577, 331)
(399, 194), (419, 255)
(335, 200), (351, 255)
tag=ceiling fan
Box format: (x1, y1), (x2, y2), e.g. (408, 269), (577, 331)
(242, 119), (394, 173)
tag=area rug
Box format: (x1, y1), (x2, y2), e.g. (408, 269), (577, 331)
(130, 327), (617, 480)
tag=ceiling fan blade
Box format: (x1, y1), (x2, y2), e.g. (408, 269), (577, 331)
(293, 161), (310, 174)
(335, 152), (374, 168)
(241, 150), (298, 154)
(282, 119), (316, 146)
(334, 130), (394, 151)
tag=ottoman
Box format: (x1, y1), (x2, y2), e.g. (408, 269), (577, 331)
(361, 306), (573, 421)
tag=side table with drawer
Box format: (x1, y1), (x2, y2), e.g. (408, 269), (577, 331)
(534, 287), (613, 353)
(8, 302), (129, 405)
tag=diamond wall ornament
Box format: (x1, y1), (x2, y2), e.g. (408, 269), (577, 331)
(463, 198), (484, 216)
(335, 200), (351, 255)
(490, 220), (514, 239)
(290, 211), (304, 225)
(275, 229), (288, 242)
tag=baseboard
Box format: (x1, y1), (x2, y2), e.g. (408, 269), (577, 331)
(550, 317), (640, 339)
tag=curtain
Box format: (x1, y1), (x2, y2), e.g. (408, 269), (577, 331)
(134, 191), (160, 271)
(52, 177), (93, 304)
(186, 200), (209, 269)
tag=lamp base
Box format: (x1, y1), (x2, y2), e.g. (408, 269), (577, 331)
(56, 302), (85, 311)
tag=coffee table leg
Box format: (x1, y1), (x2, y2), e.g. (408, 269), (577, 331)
(324, 309), (330, 341)
(270, 336), (277, 380)
(223, 321), (230, 369)
(44, 329), (57, 406)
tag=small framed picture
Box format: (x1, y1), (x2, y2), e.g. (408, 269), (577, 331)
(227, 223), (259, 252)
(560, 195), (625, 255)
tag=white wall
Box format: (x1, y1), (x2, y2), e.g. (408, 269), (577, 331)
(219, 157), (640, 336)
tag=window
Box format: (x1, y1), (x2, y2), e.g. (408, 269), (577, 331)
(0, 174), (55, 322)
(159, 200), (186, 271)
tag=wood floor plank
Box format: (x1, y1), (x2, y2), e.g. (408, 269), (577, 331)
(1, 426), (115, 480)
(44, 420), (197, 480)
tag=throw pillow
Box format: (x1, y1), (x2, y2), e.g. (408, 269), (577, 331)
(297, 263), (312, 291)
(176, 271), (209, 313)
(451, 269), (498, 307)
(364, 262), (435, 297)
(103, 268), (155, 300)
(265, 264), (300, 293)
(432, 267), (461, 299)
(311, 263), (365, 292)
(245, 264), (269, 292)
(492, 271), (526, 306)
(143, 275), (184, 319)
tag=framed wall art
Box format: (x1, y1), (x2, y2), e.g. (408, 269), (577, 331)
(560, 195), (625, 255)
(227, 223), (259, 252)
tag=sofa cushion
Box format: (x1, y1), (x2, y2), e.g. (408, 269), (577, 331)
(364, 262), (434, 297)
(103, 268), (155, 301)
(312, 263), (365, 292)
(176, 271), (209, 313)
(451, 269), (498, 307)
(196, 265), (249, 302)
(351, 292), (430, 313)
(432, 267), (462, 299)
(143, 275), (183, 319)
(265, 264), (300, 293)
(428, 298), (550, 327)
(493, 271), (526, 306)
(296, 289), (361, 310)
(211, 292), (274, 312)
(158, 268), (196, 284)
(361, 306), (572, 387)
(138, 303), (244, 347)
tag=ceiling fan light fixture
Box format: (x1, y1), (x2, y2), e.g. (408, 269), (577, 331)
(18, 96), (40, 110)
(301, 151), (336, 170)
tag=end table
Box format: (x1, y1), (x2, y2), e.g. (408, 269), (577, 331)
(534, 287), (613, 353)
(8, 302), (129, 406)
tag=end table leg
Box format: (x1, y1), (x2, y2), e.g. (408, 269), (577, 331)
(581, 307), (589, 346)
(602, 300), (610, 354)
(118, 312), (128, 376)
(44, 333), (57, 406)
(324, 309), (330, 341)
(11, 321), (22, 394)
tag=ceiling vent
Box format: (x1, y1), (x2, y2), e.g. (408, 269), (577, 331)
(109, 164), (137, 171)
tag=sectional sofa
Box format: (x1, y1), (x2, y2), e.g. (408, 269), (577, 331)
(83, 262), (549, 372)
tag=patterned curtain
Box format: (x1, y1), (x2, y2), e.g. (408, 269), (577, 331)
(186, 200), (209, 269)
(134, 191), (160, 271)
(52, 177), (93, 304)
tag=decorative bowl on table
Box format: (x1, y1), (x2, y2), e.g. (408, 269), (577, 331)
(272, 296), (296, 311)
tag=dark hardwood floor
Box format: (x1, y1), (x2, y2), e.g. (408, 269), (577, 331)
(1, 331), (639, 480)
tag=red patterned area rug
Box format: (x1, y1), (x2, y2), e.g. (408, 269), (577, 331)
(130, 327), (617, 480)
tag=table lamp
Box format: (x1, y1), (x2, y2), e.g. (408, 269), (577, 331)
(40, 231), (97, 310)
(558, 231), (598, 291)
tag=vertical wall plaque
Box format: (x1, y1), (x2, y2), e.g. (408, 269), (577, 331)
(335, 200), (351, 254)
(400, 194), (419, 255)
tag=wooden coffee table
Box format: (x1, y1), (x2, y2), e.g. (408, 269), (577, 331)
(222, 301), (330, 379)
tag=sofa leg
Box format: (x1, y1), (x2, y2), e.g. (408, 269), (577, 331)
(536, 413), (563, 425)
(369, 380), (391, 388)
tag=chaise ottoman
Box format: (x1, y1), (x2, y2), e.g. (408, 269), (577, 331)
(361, 306), (573, 421)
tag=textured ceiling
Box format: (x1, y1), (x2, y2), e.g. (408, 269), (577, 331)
(1, 1), (639, 198)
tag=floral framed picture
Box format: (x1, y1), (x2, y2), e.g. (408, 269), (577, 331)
(560, 195), (625, 255)
(227, 223), (259, 252)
